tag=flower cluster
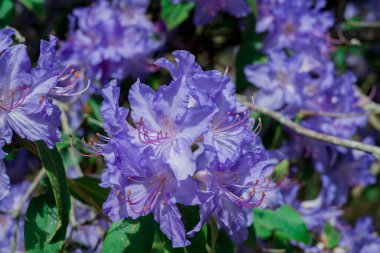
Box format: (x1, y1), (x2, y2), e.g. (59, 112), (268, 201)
(0, 29), (75, 200)
(85, 51), (276, 247)
(60, 0), (163, 86)
(171, 0), (250, 25)
(247, 0), (379, 250)
(0, 181), (30, 253)
(256, 0), (334, 54)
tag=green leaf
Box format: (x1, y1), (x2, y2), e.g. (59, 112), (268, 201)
(0, 0), (15, 26)
(35, 141), (70, 241)
(18, 0), (45, 19)
(161, 0), (195, 30)
(323, 222), (340, 249)
(102, 215), (156, 253)
(87, 98), (103, 122)
(67, 176), (110, 215)
(254, 205), (310, 244)
(273, 159), (289, 178)
(24, 193), (67, 252)
(246, 0), (257, 18)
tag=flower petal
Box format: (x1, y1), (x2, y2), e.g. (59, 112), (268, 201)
(154, 201), (190, 248)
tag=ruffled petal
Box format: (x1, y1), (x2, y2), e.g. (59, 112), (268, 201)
(101, 80), (129, 134)
(128, 79), (161, 130)
(0, 28), (14, 52)
(0, 45), (32, 93)
(165, 138), (196, 180)
(6, 103), (61, 148)
(154, 201), (190, 248)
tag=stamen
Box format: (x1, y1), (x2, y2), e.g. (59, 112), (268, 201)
(0, 84), (32, 112)
(135, 118), (171, 145)
(69, 135), (102, 157)
(49, 65), (90, 97)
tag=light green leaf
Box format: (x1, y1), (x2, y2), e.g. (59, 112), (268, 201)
(24, 193), (67, 252)
(254, 205), (310, 244)
(161, 0), (194, 30)
(102, 215), (156, 253)
(324, 222), (340, 249)
(0, 0), (15, 26)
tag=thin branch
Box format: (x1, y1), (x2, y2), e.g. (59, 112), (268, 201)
(298, 110), (367, 118)
(369, 115), (380, 132)
(354, 86), (380, 131)
(236, 95), (380, 158)
(355, 86), (380, 115)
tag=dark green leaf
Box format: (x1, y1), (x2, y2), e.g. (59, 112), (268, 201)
(24, 193), (67, 252)
(102, 215), (156, 253)
(0, 0), (15, 26)
(273, 231), (292, 250)
(235, 13), (264, 92)
(185, 225), (207, 253)
(161, 0), (194, 30)
(323, 222), (340, 249)
(159, 205), (208, 253)
(254, 205), (310, 244)
(246, 0), (257, 18)
(18, 0), (45, 19)
(215, 230), (234, 253)
(179, 205), (207, 253)
(35, 141), (70, 241)
(67, 176), (110, 215)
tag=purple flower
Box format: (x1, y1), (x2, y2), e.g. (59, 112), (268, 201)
(257, 0), (334, 53)
(100, 79), (129, 137)
(37, 35), (91, 130)
(245, 50), (335, 116)
(301, 72), (367, 140)
(283, 176), (342, 233)
(0, 28), (14, 52)
(60, 0), (163, 85)
(0, 43), (61, 148)
(189, 140), (273, 243)
(102, 144), (210, 248)
(172, 0), (250, 25)
(339, 217), (380, 252)
(37, 36), (88, 97)
(75, 50), (278, 248)
(0, 181), (30, 253)
(156, 51), (255, 164)
(326, 148), (375, 206)
(115, 0), (151, 12)
(245, 51), (304, 114)
(128, 78), (217, 180)
(202, 80), (255, 164)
